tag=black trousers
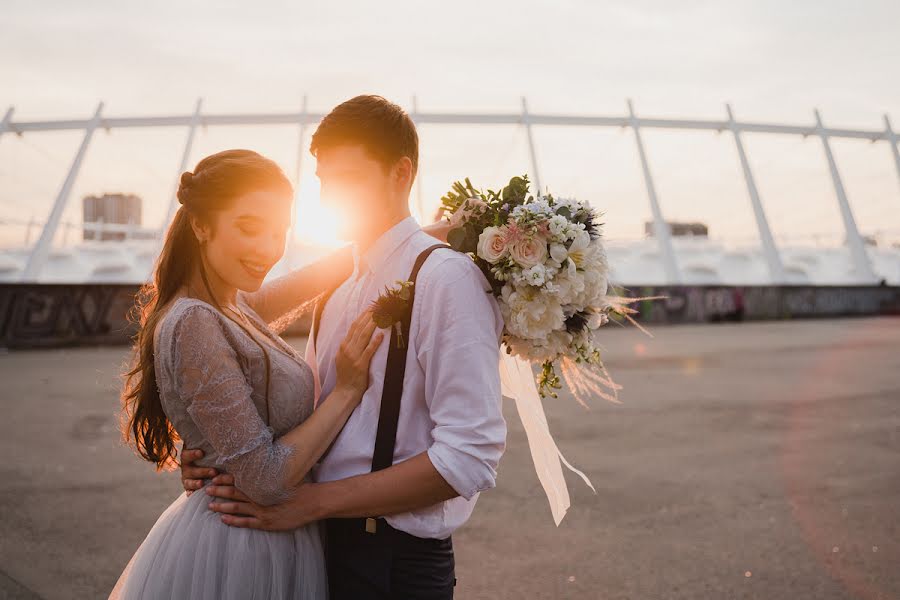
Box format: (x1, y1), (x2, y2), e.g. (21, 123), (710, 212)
(324, 517), (456, 600)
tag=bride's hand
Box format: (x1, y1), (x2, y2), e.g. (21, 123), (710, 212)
(423, 218), (452, 242)
(333, 310), (383, 398)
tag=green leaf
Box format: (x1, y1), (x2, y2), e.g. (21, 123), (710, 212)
(447, 227), (467, 251)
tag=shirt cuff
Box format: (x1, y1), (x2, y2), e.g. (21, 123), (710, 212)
(427, 442), (498, 501)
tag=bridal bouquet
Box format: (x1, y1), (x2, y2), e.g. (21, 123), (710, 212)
(441, 175), (659, 403)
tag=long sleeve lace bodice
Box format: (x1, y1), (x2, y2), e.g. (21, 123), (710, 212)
(153, 297), (316, 506)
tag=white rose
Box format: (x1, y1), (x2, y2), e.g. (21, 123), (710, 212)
(477, 226), (508, 264)
(552, 269), (585, 305)
(508, 236), (548, 269)
(502, 286), (566, 341)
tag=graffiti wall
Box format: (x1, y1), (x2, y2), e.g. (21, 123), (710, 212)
(1, 283), (898, 349)
(612, 284), (900, 324)
(0, 284), (140, 349)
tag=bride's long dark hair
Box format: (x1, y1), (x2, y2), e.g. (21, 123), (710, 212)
(121, 149), (292, 470)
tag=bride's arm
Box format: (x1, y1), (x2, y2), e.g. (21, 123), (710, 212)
(240, 245), (353, 325)
(244, 219), (449, 325)
(172, 305), (381, 506)
(423, 218), (451, 243)
(180, 219), (451, 494)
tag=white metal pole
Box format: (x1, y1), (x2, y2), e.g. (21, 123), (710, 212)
(24, 214), (35, 246)
(521, 97), (543, 195)
(284, 95), (309, 272)
(294, 94), (308, 187)
(161, 98), (203, 234)
(726, 104), (786, 283)
(814, 109), (878, 283)
(22, 101), (104, 281)
(0, 107), (15, 138)
(885, 114), (900, 193)
(628, 99), (681, 284)
(411, 95), (425, 222)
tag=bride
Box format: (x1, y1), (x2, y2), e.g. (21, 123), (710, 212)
(111, 148), (443, 599)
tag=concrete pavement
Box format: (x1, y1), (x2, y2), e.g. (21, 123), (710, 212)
(1, 316), (898, 599)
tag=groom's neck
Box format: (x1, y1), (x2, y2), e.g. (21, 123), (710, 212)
(355, 205), (412, 254)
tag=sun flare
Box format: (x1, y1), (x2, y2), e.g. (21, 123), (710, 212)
(292, 175), (343, 248)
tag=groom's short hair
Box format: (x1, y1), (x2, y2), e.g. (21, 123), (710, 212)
(310, 95), (418, 176)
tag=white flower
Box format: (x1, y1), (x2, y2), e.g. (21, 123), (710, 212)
(550, 269), (585, 305)
(547, 215), (570, 241)
(508, 235), (548, 269)
(547, 230), (591, 276)
(477, 226), (508, 264)
(578, 240), (610, 303)
(587, 310), (609, 329)
(504, 327), (573, 362)
(549, 242), (569, 265)
(553, 197), (576, 214)
(524, 199), (553, 215)
(500, 284), (565, 341)
(522, 264), (548, 287)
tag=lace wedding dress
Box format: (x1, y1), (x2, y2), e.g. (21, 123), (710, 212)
(109, 297), (327, 599)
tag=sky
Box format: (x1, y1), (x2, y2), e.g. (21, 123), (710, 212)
(1, 0), (899, 248)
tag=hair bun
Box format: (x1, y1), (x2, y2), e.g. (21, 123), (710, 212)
(177, 171), (194, 205)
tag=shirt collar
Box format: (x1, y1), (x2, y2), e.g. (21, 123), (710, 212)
(354, 215), (421, 277)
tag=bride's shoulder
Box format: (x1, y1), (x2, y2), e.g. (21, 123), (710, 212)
(154, 297), (230, 349)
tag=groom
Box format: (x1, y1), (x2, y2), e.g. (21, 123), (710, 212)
(179, 94), (507, 599)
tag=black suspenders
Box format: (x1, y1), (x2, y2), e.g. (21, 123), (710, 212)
(311, 243), (452, 535)
(311, 243), (451, 467)
(370, 243), (450, 474)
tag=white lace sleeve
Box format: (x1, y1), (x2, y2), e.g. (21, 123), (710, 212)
(169, 304), (296, 506)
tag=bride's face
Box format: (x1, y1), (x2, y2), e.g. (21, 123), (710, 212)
(192, 189), (292, 293)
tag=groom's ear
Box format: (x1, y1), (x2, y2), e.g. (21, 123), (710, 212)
(392, 156), (415, 190)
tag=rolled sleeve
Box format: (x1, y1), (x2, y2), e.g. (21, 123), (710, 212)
(416, 254), (507, 500)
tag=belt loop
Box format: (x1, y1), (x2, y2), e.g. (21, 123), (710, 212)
(365, 517), (378, 534)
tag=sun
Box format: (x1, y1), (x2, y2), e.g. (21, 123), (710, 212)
(292, 175), (343, 248)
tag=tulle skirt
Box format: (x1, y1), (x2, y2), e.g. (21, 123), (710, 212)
(109, 484), (327, 599)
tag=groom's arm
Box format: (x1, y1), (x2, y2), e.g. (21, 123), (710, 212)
(289, 451), (459, 522)
(206, 452), (456, 531)
(207, 254), (507, 530)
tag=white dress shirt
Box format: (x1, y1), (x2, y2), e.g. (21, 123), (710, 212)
(305, 216), (507, 539)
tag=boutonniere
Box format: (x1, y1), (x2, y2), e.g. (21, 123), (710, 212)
(370, 280), (414, 349)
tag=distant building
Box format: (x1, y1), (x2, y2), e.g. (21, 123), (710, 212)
(644, 220), (709, 237)
(83, 193), (141, 241)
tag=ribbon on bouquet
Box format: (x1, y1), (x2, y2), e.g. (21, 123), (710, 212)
(498, 349), (596, 525)
(309, 311), (594, 525)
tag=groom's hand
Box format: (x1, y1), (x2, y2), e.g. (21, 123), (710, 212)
(179, 448), (219, 496)
(206, 480), (325, 531)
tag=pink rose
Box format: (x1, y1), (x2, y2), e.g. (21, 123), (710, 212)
(509, 235), (548, 269)
(477, 226), (508, 263)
